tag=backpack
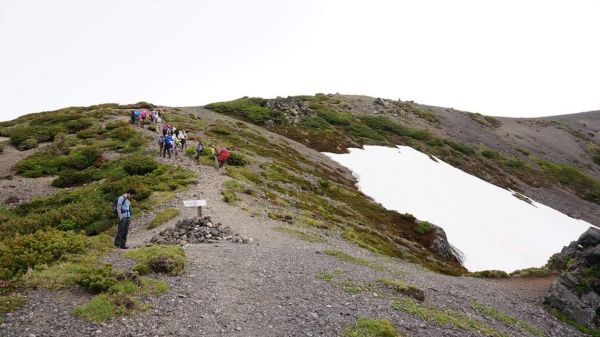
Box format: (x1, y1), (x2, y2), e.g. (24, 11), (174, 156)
(218, 148), (230, 161)
(112, 196), (124, 215)
(196, 142), (204, 152)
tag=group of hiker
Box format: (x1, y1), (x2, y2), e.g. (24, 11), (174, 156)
(157, 122), (230, 168)
(114, 109), (234, 249)
(130, 109), (162, 128)
(158, 124), (188, 159)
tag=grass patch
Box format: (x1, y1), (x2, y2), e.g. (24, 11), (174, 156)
(342, 317), (401, 337)
(471, 302), (545, 336)
(275, 226), (326, 243)
(317, 271), (335, 282)
(341, 280), (365, 294)
(537, 159), (600, 204)
(376, 278), (424, 301)
(509, 267), (552, 278)
(0, 294), (27, 324)
(391, 298), (507, 337)
(222, 179), (243, 204)
(73, 293), (146, 322)
(125, 245), (186, 276)
(324, 249), (385, 272)
(148, 208), (181, 229)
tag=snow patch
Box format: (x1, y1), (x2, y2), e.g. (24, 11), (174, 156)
(325, 145), (593, 272)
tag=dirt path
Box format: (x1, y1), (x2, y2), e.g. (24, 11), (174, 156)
(0, 111), (584, 337)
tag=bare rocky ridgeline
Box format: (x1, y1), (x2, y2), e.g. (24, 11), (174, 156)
(150, 217), (253, 245)
(266, 96), (315, 124)
(545, 227), (600, 328)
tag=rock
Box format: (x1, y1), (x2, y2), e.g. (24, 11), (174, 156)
(583, 246), (600, 264)
(578, 227), (600, 247)
(266, 97), (315, 124)
(149, 217), (246, 245)
(546, 281), (597, 328)
(428, 223), (464, 264)
(546, 228), (600, 329)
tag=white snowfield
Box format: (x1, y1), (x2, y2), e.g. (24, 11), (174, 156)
(325, 145), (595, 272)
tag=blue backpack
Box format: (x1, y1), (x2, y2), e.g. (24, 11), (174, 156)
(112, 196), (124, 215)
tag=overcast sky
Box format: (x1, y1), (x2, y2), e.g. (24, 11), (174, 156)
(0, 0), (599, 121)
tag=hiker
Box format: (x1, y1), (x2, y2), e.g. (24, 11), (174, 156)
(114, 189), (136, 249)
(178, 130), (187, 149)
(130, 110), (136, 125)
(210, 146), (219, 168)
(156, 115), (162, 133)
(158, 133), (165, 154)
(163, 133), (174, 158)
(194, 138), (204, 162)
(173, 136), (181, 159)
(141, 110), (147, 126)
(217, 147), (230, 169)
(134, 110), (142, 128)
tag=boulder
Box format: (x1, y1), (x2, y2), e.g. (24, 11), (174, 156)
(578, 227), (600, 247)
(429, 224), (464, 264)
(583, 246), (600, 264)
(545, 227), (600, 329)
(546, 280), (597, 327)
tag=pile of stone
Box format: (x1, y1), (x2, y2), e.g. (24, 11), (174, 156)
(266, 96), (315, 124)
(545, 227), (600, 329)
(150, 217), (252, 245)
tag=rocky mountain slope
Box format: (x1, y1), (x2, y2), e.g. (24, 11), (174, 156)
(206, 94), (600, 226)
(0, 98), (597, 336)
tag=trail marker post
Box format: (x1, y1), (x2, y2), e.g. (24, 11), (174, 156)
(183, 199), (207, 217)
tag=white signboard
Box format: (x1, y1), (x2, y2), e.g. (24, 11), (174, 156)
(183, 200), (207, 208)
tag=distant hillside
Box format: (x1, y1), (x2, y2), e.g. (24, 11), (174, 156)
(205, 94), (600, 226)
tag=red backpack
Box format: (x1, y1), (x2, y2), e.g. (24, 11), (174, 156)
(218, 149), (230, 161)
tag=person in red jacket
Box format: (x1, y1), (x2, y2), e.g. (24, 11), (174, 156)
(217, 147), (230, 168)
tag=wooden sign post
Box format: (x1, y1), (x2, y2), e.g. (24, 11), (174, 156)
(183, 199), (207, 217)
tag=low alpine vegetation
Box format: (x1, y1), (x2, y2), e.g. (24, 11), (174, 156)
(342, 317), (401, 337)
(125, 245), (186, 276)
(148, 208), (181, 229)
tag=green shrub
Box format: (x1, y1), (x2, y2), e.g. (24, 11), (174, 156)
(125, 245), (186, 276)
(51, 169), (98, 188)
(122, 155), (158, 175)
(66, 147), (102, 170)
(206, 98), (285, 125)
(481, 149), (499, 159)
(227, 152), (250, 166)
(75, 265), (119, 293)
(537, 159), (600, 203)
(509, 267), (551, 278)
(0, 229), (87, 280)
(17, 138), (38, 151)
(414, 221), (432, 235)
(444, 140), (476, 156)
(504, 158), (526, 169)
(471, 270), (509, 279)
